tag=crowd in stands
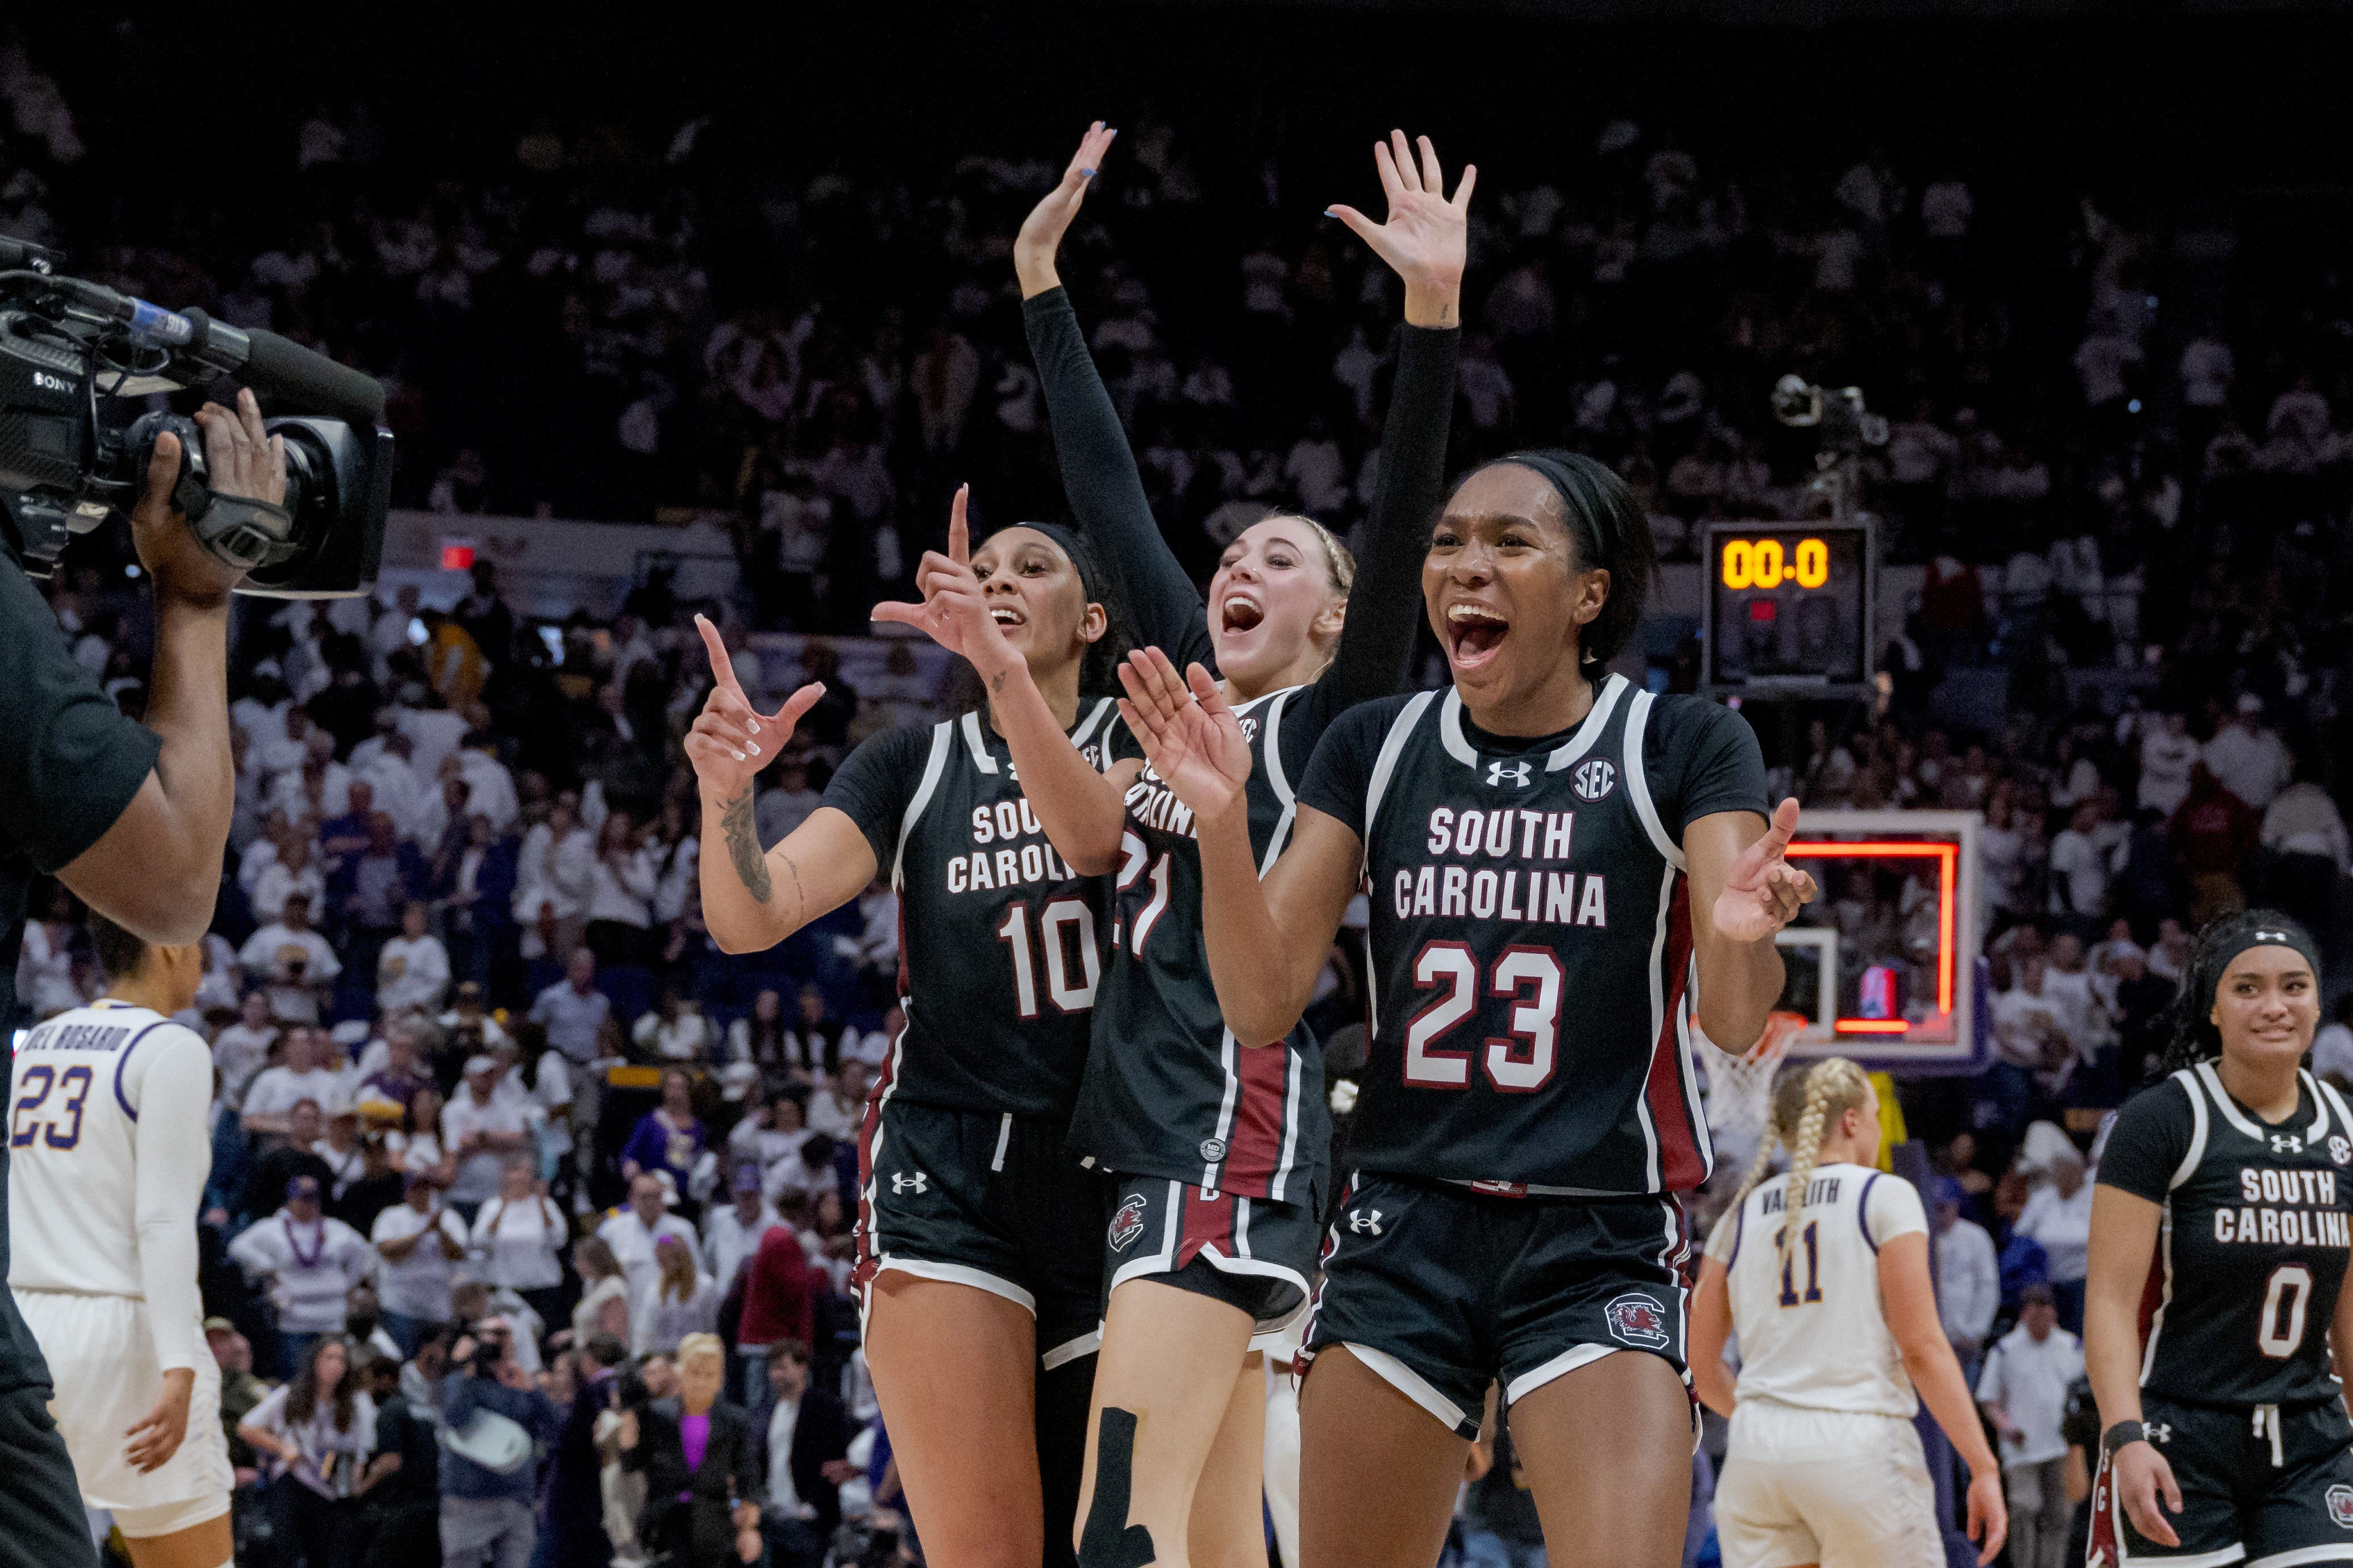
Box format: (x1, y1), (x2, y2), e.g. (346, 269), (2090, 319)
(9, 27), (2353, 1568)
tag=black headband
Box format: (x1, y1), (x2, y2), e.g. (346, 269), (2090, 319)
(2193, 915), (2322, 1017)
(1496, 450), (1615, 568)
(985, 521), (1103, 607)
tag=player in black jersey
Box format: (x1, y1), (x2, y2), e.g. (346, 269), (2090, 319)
(874, 123), (1465, 1568)
(686, 514), (1124, 1568)
(1116, 449), (1815, 1568)
(2085, 910), (2353, 1567)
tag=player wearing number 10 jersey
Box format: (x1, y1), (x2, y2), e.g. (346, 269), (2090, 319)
(2086, 911), (2353, 1568)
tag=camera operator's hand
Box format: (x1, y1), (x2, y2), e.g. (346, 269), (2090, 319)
(131, 390), (286, 609)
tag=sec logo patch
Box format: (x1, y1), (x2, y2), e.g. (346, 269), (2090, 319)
(1571, 758), (1616, 803)
(2330, 1136), (2350, 1168)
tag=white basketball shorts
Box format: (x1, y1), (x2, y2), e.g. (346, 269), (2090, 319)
(1713, 1402), (1945, 1568)
(16, 1291), (234, 1521)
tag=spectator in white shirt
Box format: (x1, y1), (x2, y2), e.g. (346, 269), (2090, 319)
(371, 1172), (469, 1355)
(14, 885), (82, 1019)
(804, 1061), (868, 1142)
(214, 989), (281, 1109)
(762, 1134), (842, 1212)
(376, 901), (451, 1016)
(1932, 1178), (2001, 1375)
(2203, 695), (2292, 812)
(439, 979), (511, 1050)
(239, 893), (341, 1025)
(2013, 1144), (2095, 1327)
(471, 1155), (570, 1329)
(754, 751), (824, 852)
(704, 1165), (786, 1291)
(2137, 711), (2200, 817)
(633, 989), (714, 1063)
(1976, 1287), (2084, 1568)
(727, 1092), (811, 1178)
(643, 1236), (720, 1357)
(583, 812), (657, 964)
(597, 1174), (700, 1352)
(513, 793), (594, 961)
(244, 1027), (349, 1137)
(229, 1175), (375, 1374)
(443, 1055), (533, 1212)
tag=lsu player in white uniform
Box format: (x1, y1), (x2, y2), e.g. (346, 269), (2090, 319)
(1689, 1057), (2006, 1568)
(7, 915), (232, 1568)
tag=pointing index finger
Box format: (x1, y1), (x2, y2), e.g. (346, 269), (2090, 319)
(694, 614), (745, 698)
(949, 485), (970, 568)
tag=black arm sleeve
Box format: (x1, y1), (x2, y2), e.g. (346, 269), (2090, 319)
(2095, 1078), (2196, 1205)
(816, 727), (931, 872)
(1020, 288), (1212, 668)
(1649, 696), (1772, 837)
(1300, 324), (1460, 733)
(0, 550), (162, 874)
(1295, 698), (1410, 843)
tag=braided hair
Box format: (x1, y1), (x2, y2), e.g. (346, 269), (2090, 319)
(2156, 907), (2322, 1077)
(1724, 1057), (1875, 1262)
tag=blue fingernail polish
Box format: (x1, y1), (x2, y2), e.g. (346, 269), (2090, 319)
(1080, 168), (1096, 178)
(1323, 208), (1337, 218)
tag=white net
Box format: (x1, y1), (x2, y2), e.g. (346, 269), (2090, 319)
(1703, 1011), (1809, 1170)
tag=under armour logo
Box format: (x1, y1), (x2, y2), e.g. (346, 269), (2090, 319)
(891, 1172), (929, 1194)
(1347, 1209), (1383, 1235)
(2258, 930), (2289, 943)
(1487, 760), (1532, 789)
(2274, 1135), (2305, 1155)
(2148, 1423), (2171, 1444)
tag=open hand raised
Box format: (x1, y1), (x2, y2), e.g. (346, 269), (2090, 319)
(1115, 649), (1251, 822)
(1325, 131), (1474, 328)
(1015, 121), (1117, 298)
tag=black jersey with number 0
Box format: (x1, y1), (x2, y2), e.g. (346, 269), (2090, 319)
(2096, 1064), (2353, 1408)
(819, 703), (1117, 1119)
(1066, 688), (1332, 1203)
(1295, 674), (1769, 1194)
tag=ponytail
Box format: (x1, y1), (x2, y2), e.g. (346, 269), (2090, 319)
(1730, 1057), (1874, 1264)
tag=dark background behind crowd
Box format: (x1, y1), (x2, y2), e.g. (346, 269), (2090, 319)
(5, 5), (2351, 1566)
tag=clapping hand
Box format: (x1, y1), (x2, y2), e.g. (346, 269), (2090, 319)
(1114, 650), (1251, 822)
(1015, 121), (1117, 297)
(1325, 131), (1474, 328)
(1710, 799), (1817, 944)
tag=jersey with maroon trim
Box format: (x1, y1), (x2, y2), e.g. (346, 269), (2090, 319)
(819, 703), (1116, 1120)
(1322, 674), (1739, 1194)
(1066, 685), (1330, 1205)
(2095, 1064), (2353, 1408)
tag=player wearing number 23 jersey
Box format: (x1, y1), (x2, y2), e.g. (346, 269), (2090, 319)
(825, 702), (1119, 1364)
(1296, 671), (1767, 1433)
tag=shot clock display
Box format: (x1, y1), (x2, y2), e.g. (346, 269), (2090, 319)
(1701, 520), (1874, 693)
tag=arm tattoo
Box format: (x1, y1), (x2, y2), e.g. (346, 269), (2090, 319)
(720, 785), (771, 904)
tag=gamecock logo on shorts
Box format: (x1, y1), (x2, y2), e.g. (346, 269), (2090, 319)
(1108, 1194), (1149, 1253)
(1604, 1292), (1671, 1350)
(2328, 1484), (2353, 1529)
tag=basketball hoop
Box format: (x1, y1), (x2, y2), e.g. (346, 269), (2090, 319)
(1704, 1010), (1808, 1153)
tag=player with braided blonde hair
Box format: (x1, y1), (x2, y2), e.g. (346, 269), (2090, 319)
(1691, 1057), (2006, 1568)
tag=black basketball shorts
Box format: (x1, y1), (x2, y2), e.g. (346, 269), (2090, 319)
(1303, 1173), (1691, 1439)
(854, 1098), (1110, 1367)
(1100, 1174), (1317, 1348)
(2090, 1393), (2353, 1566)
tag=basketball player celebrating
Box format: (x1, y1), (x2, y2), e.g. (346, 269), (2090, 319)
(2085, 909), (2353, 1567)
(687, 520), (1125, 1568)
(879, 123), (1462, 1566)
(7, 915), (234, 1568)
(1116, 449), (1814, 1568)
(1690, 1057), (2006, 1567)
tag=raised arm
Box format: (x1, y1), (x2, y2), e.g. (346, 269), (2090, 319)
(1016, 123), (1211, 664)
(1118, 651), (1358, 1044)
(1686, 799), (1814, 1053)
(1315, 132), (1471, 714)
(687, 617), (877, 952)
(874, 487), (1136, 875)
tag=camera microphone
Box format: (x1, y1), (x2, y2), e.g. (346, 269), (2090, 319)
(173, 309), (387, 426)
